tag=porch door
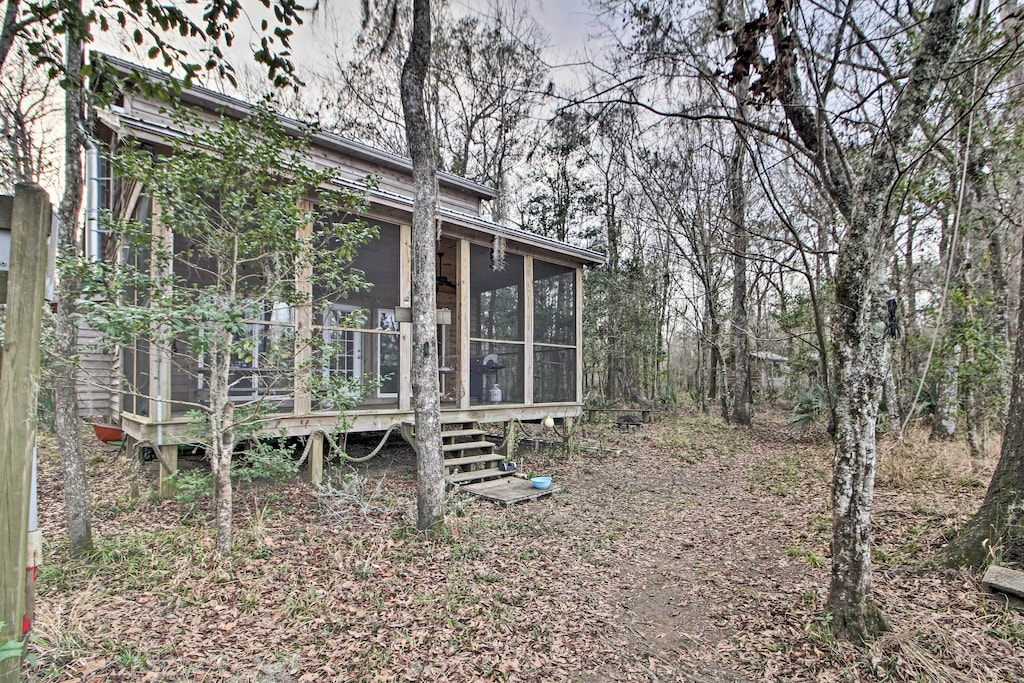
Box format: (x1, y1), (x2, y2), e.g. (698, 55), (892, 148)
(322, 304), (362, 384)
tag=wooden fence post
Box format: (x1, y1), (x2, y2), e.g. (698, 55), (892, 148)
(0, 184), (52, 681)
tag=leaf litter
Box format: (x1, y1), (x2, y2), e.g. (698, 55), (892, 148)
(24, 410), (1024, 681)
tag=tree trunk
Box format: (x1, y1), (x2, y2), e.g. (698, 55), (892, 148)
(729, 114), (751, 426)
(988, 228), (1011, 415)
(759, 0), (964, 640)
(827, 222), (891, 643)
(209, 344), (234, 554)
(54, 35), (93, 557)
(883, 367), (901, 436)
(932, 345), (960, 439)
(401, 0), (444, 537)
(943, 250), (1024, 566)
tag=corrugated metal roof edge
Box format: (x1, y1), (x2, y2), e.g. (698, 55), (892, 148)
(90, 52), (498, 201)
(332, 177), (605, 266)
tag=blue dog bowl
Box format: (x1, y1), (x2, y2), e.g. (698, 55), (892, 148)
(531, 476), (552, 490)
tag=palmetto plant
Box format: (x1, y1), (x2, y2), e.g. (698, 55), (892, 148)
(789, 383), (831, 430)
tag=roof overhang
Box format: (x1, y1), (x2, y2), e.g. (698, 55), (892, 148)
(90, 52), (605, 268)
(331, 177), (605, 266)
(90, 52), (497, 201)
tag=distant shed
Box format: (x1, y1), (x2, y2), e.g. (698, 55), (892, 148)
(750, 351), (789, 396)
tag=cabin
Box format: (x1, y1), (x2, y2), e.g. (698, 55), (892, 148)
(85, 55), (603, 485)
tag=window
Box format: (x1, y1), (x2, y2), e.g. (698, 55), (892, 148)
(376, 308), (399, 398)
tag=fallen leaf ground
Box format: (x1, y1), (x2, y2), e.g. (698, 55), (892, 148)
(24, 409), (1024, 682)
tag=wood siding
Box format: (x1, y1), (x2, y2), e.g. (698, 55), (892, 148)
(75, 323), (115, 419)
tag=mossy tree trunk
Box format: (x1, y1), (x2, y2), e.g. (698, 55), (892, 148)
(54, 31), (93, 557)
(943, 251), (1024, 566)
(751, 0), (965, 641)
(401, 0), (445, 537)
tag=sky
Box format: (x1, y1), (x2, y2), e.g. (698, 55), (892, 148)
(233, 0), (612, 92)
(99, 0), (613, 102)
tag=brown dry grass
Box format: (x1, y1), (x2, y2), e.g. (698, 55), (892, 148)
(21, 409), (1024, 682)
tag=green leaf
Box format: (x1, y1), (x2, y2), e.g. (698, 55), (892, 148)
(0, 638), (23, 662)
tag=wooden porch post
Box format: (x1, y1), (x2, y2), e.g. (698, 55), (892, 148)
(157, 445), (177, 498)
(523, 256), (534, 406)
(149, 199), (177, 497)
(458, 238), (471, 410)
(399, 224), (412, 412)
(575, 267), (584, 405)
(308, 431), (324, 487)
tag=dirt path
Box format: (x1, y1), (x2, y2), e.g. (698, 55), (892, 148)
(528, 415), (833, 681)
(540, 413), (1023, 682)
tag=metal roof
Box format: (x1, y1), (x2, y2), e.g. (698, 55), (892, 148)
(330, 177), (605, 265)
(91, 52), (497, 200)
(91, 54), (605, 266)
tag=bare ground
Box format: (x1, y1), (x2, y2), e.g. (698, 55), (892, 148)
(23, 409), (1024, 681)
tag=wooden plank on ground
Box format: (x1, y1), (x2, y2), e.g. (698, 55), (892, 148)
(982, 565), (1024, 599)
(461, 476), (561, 505)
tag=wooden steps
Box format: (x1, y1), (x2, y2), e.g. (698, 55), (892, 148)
(441, 426), (508, 484)
(401, 420), (513, 486)
(448, 467), (507, 484)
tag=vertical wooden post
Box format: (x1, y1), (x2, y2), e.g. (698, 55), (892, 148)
(523, 256), (534, 406)
(458, 238), (471, 410)
(157, 445), (177, 498)
(0, 184), (51, 680)
(563, 416), (576, 453)
(149, 199), (176, 496)
(399, 224), (412, 412)
(294, 200), (314, 415)
(309, 431), (324, 487)
(575, 267), (584, 405)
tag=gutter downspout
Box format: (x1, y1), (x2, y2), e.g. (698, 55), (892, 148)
(84, 134), (101, 262)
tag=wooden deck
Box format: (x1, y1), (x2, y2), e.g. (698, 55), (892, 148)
(461, 476), (561, 505)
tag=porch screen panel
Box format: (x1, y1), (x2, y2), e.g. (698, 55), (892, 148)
(533, 260), (577, 403)
(122, 197), (151, 416)
(470, 342), (524, 404)
(312, 218), (401, 409)
(469, 244), (524, 404)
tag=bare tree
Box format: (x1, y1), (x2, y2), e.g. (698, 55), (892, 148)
(0, 46), (57, 190)
(53, 31), (92, 556)
(602, 0), (967, 640)
(732, 0), (965, 641)
(400, 0), (444, 536)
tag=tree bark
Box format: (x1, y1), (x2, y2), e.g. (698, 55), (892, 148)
(729, 107), (751, 426)
(209, 342), (234, 554)
(932, 345), (960, 439)
(758, 0), (965, 641)
(401, 0), (444, 537)
(943, 248), (1024, 566)
(54, 34), (93, 557)
(0, 0), (22, 75)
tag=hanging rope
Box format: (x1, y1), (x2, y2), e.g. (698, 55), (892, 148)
(133, 423), (403, 481)
(296, 423), (404, 466)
